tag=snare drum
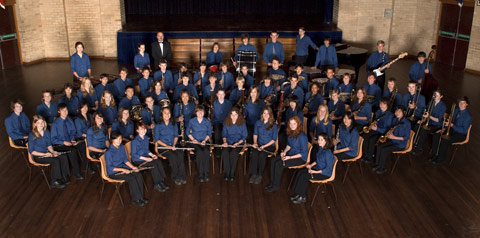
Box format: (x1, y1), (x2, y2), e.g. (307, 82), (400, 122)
(312, 78), (330, 95)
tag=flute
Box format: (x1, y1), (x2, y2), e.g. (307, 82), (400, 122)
(156, 146), (194, 150)
(116, 166), (154, 175)
(36, 150), (71, 159)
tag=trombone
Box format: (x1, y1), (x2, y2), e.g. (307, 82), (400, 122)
(435, 103), (456, 156)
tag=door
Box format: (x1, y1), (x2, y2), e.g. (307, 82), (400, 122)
(436, 3), (474, 68)
(0, 5), (21, 69)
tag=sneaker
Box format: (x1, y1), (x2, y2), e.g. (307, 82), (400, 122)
(254, 175), (262, 185)
(132, 200), (145, 207)
(174, 180), (182, 186)
(51, 180), (65, 189)
(290, 194), (300, 201)
(141, 198), (149, 204)
(376, 168), (387, 174)
(74, 174), (84, 180)
(154, 184), (166, 192)
(249, 175), (256, 184)
(292, 196), (307, 204)
(180, 179), (187, 185)
(62, 177), (71, 185)
(160, 181), (169, 190)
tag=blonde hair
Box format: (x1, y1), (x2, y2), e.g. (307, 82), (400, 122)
(314, 104), (330, 126)
(100, 90), (116, 109)
(32, 115), (47, 139)
(81, 78), (95, 97)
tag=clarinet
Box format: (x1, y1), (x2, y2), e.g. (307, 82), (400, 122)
(179, 102), (186, 146)
(334, 128), (340, 150)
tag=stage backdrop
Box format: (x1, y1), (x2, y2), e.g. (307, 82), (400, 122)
(125, 0), (334, 23)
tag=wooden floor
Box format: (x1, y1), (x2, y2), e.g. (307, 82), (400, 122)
(0, 59), (479, 237)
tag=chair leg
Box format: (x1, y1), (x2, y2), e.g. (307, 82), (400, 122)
(449, 146), (459, 165)
(115, 185), (125, 208)
(21, 151), (30, 169)
(143, 181), (149, 193)
(40, 168), (51, 190)
(310, 184), (321, 207)
(408, 154), (412, 167)
(219, 155), (223, 174)
(342, 163), (351, 184)
(287, 170), (297, 191)
(100, 182), (105, 201)
(243, 153), (247, 176)
(358, 162), (363, 175)
(211, 152), (215, 175)
(188, 153), (192, 176)
(391, 155), (400, 175)
(330, 183), (337, 202)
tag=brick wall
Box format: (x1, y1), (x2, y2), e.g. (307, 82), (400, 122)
(466, 4), (480, 72)
(15, 0), (122, 63)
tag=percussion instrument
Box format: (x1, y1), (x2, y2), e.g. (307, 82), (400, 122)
(312, 77), (329, 95)
(208, 65), (218, 73)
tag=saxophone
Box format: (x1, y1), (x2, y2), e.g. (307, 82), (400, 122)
(179, 102), (186, 146)
(363, 112), (387, 134)
(303, 93), (316, 115)
(377, 121), (403, 145)
(334, 128), (341, 150)
(388, 87), (398, 109)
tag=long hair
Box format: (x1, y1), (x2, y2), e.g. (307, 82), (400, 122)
(317, 133), (333, 150)
(100, 90), (115, 109)
(31, 115), (47, 139)
(248, 86), (260, 104)
(81, 78), (95, 97)
(355, 87), (367, 104)
(286, 116), (302, 138)
(341, 111), (355, 133)
(90, 112), (107, 135)
(161, 107), (173, 124)
(117, 107), (131, 125)
(262, 107), (275, 130)
(314, 104), (330, 126)
(77, 102), (89, 120)
(224, 107), (246, 126)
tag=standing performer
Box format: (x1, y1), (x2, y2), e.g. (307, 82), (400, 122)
(186, 105), (212, 182)
(134, 43), (151, 74)
(409, 52), (432, 84)
(244, 87), (266, 144)
(295, 27), (318, 65)
(5, 99), (30, 146)
(221, 108), (248, 181)
(70, 41), (91, 81)
(263, 31), (285, 67)
(151, 32), (172, 69)
(313, 36), (338, 72)
(249, 107), (278, 184)
(206, 42), (224, 69)
(141, 95), (161, 138)
(233, 33), (258, 68)
(366, 40), (389, 91)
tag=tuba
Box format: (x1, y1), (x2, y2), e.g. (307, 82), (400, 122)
(158, 99), (171, 109)
(130, 105), (143, 122)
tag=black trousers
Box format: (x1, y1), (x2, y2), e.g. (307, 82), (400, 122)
(376, 74), (386, 92)
(361, 131), (380, 160)
(13, 139), (28, 147)
(292, 168), (329, 197)
(34, 154), (70, 182)
(221, 147), (242, 176)
(75, 139), (87, 170)
(53, 145), (81, 175)
(213, 124), (223, 155)
(270, 156), (305, 188)
(335, 152), (355, 161)
(163, 149), (186, 180)
(295, 55), (308, 66)
(192, 144), (210, 176)
(249, 145), (275, 176)
(278, 126), (287, 151)
(133, 159), (166, 185)
(413, 124), (440, 151)
(89, 151), (104, 171)
(246, 124), (254, 144)
(431, 131), (466, 162)
(375, 140), (402, 170)
(110, 172), (144, 201)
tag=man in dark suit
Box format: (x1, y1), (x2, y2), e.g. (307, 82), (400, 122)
(151, 32), (172, 70)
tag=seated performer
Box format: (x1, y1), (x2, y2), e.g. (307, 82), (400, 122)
(151, 80), (169, 104)
(217, 62), (234, 93)
(173, 63), (188, 85)
(337, 73), (356, 105)
(156, 107), (187, 185)
(86, 112), (109, 160)
(105, 131), (147, 207)
(383, 78), (403, 111)
(295, 27), (318, 65)
(50, 104), (83, 182)
(134, 43), (151, 74)
(138, 67), (153, 99)
(29, 115), (70, 189)
(266, 115), (308, 192)
(402, 80), (426, 125)
(249, 107), (278, 184)
(294, 64), (309, 92)
(141, 96), (161, 138)
(173, 90), (196, 130)
(174, 73), (199, 101)
(351, 87), (372, 132)
(75, 103), (93, 173)
(112, 68), (133, 101)
(186, 105), (213, 182)
(111, 107), (135, 143)
(70, 41), (91, 81)
(5, 99), (30, 146)
(153, 60), (175, 95)
(362, 72), (382, 110)
(239, 65), (254, 90)
(94, 74), (112, 103)
(409, 51), (432, 84)
(203, 74), (220, 103)
(244, 86), (266, 144)
(36, 90), (58, 124)
(206, 42), (224, 68)
(263, 31), (285, 67)
(212, 89), (233, 155)
(290, 133), (335, 204)
(313, 36), (338, 72)
(328, 89), (346, 131)
(221, 107), (248, 181)
(96, 90), (117, 126)
(118, 86), (141, 110)
(333, 112), (360, 161)
(267, 57), (287, 91)
(284, 75), (305, 108)
(361, 98), (393, 163)
(372, 106), (411, 174)
(258, 75), (277, 106)
(430, 96), (472, 164)
(229, 76), (247, 104)
(132, 122), (169, 192)
(303, 82), (324, 119)
(193, 62), (208, 94)
(411, 90), (446, 156)
(233, 33), (258, 68)
(58, 83), (79, 117)
(77, 78), (97, 110)
(309, 104), (333, 158)
(325, 67), (339, 98)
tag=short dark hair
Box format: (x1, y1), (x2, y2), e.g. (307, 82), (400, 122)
(125, 85), (134, 92)
(75, 42), (84, 48)
(100, 73), (108, 80)
(240, 33), (249, 40)
(110, 130), (123, 140)
(324, 36), (331, 42)
(272, 57), (280, 63)
(299, 27), (305, 31)
(64, 83), (73, 90)
(57, 103), (68, 111)
(458, 96), (470, 104)
(10, 98), (23, 111)
(120, 67), (128, 74)
(417, 51), (427, 58)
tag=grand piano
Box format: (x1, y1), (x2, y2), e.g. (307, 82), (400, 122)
(335, 43), (368, 83)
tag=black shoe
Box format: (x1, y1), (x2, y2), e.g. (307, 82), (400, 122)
(74, 174), (84, 180)
(371, 165), (379, 172)
(160, 181), (169, 190)
(87, 167), (96, 175)
(62, 177), (71, 185)
(432, 160), (445, 165)
(290, 194), (301, 201)
(429, 156), (438, 163)
(154, 184), (166, 192)
(254, 175), (262, 185)
(51, 180), (66, 189)
(249, 175), (256, 184)
(199, 176), (205, 182)
(266, 186), (280, 192)
(141, 198), (149, 204)
(292, 196), (307, 204)
(365, 159), (373, 164)
(132, 200), (145, 207)
(376, 168), (387, 174)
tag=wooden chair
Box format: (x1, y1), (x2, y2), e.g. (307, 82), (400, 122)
(99, 155), (126, 208)
(237, 145), (249, 175)
(287, 143), (312, 190)
(8, 137), (30, 169)
(185, 145), (215, 176)
(310, 157), (339, 206)
(26, 143), (51, 189)
(449, 125), (472, 165)
(84, 138), (102, 178)
(340, 137), (364, 184)
(303, 117), (308, 135)
(391, 131), (415, 175)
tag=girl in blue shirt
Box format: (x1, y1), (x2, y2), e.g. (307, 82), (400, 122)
(134, 43), (151, 74)
(351, 87), (372, 131)
(5, 99), (30, 146)
(138, 68), (153, 99)
(221, 108), (248, 181)
(244, 87), (266, 144)
(28, 115), (70, 189)
(291, 133), (335, 204)
(249, 107), (278, 184)
(155, 107), (186, 185)
(75, 103), (92, 173)
(206, 42), (223, 68)
(151, 80), (169, 104)
(303, 82), (324, 119)
(77, 78), (97, 110)
(333, 112), (360, 161)
(173, 90), (196, 130)
(186, 105), (213, 182)
(132, 122), (168, 192)
(267, 116), (308, 192)
(86, 112), (109, 160)
(58, 83), (79, 117)
(97, 90), (117, 126)
(70, 42), (91, 80)
(36, 91), (58, 124)
(111, 107), (135, 143)
(193, 62), (207, 94)
(106, 131), (147, 207)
